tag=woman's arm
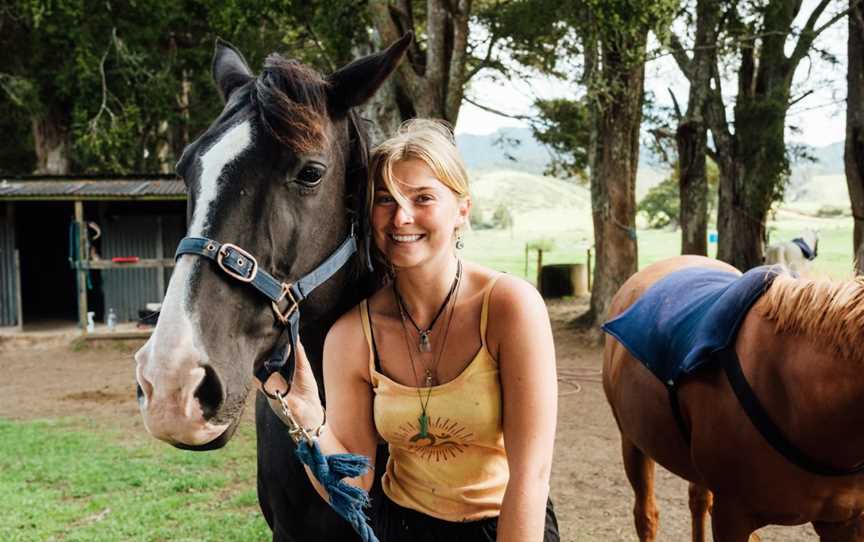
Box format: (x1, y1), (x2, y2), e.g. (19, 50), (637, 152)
(267, 307), (379, 499)
(491, 277), (558, 542)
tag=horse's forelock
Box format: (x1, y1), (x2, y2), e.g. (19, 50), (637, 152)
(253, 54), (331, 154)
(758, 274), (864, 362)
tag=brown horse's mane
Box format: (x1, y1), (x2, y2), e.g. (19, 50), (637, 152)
(252, 53), (330, 153)
(757, 273), (864, 360)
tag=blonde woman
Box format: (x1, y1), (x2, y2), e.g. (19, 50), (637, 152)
(272, 119), (559, 541)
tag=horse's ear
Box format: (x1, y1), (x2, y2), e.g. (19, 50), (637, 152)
(327, 33), (412, 110)
(213, 38), (253, 103)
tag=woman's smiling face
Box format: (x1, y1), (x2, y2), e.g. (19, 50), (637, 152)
(371, 158), (470, 270)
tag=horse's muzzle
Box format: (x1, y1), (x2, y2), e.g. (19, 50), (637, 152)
(135, 343), (231, 447)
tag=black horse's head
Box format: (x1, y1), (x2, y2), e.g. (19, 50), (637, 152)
(134, 36), (409, 449)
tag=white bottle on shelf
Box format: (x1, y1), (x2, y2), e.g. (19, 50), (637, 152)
(106, 308), (118, 331)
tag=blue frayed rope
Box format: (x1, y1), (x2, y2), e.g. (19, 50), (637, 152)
(295, 439), (378, 542)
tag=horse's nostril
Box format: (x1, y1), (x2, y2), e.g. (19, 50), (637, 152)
(136, 367), (154, 402)
(194, 365), (224, 420)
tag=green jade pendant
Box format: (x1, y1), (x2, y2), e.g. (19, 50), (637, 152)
(418, 412), (430, 438)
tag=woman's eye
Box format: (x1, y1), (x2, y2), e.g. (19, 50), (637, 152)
(416, 194), (434, 203)
(295, 164), (325, 186)
(375, 194), (395, 204)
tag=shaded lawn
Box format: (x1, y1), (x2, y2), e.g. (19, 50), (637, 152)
(0, 418), (268, 542)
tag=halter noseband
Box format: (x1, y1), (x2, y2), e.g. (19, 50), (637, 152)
(174, 227), (358, 385)
(791, 237), (817, 260)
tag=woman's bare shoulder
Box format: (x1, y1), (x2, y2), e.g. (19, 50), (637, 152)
(479, 270), (550, 355)
(466, 263), (544, 316)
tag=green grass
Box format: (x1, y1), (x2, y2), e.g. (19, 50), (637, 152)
(0, 418), (268, 542)
(464, 215), (857, 283)
(466, 169), (858, 282)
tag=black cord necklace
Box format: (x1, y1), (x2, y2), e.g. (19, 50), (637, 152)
(393, 260), (462, 353)
(395, 264), (461, 439)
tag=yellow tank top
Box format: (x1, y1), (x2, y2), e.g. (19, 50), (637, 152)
(360, 275), (508, 522)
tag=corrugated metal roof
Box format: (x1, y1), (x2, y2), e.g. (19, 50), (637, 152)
(0, 178), (186, 200)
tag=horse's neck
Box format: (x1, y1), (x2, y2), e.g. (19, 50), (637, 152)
(742, 316), (864, 466)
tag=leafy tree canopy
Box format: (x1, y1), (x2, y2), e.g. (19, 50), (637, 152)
(0, 0), (366, 174)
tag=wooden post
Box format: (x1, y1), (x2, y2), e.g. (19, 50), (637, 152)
(74, 201), (88, 334)
(586, 247), (593, 292)
(14, 249), (22, 331)
(536, 249), (544, 289)
(155, 215), (165, 296)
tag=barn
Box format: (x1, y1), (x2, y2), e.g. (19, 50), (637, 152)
(0, 175), (186, 332)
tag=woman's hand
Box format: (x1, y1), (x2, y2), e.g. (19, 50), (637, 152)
(260, 340), (325, 430)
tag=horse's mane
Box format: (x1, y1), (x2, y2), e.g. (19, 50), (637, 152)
(252, 54), (330, 153)
(757, 274), (864, 360)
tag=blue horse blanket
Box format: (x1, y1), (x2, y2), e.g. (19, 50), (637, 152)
(602, 265), (782, 387)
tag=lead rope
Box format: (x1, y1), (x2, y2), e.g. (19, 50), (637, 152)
(273, 391), (378, 542)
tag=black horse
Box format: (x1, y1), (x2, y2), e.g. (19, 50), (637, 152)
(134, 36), (410, 540)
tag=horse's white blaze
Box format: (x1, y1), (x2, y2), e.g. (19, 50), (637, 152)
(134, 122), (251, 444)
(138, 257), (198, 384)
(189, 121), (252, 237)
(136, 257), (228, 444)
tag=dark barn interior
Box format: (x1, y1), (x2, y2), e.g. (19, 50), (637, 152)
(0, 176), (186, 331)
(15, 201), (78, 324)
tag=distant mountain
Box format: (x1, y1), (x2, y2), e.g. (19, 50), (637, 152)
(796, 141), (844, 174)
(457, 128), (552, 174)
(457, 128), (672, 196)
(457, 128), (845, 176)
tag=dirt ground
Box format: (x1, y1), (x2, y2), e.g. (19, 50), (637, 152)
(0, 301), (816, 541)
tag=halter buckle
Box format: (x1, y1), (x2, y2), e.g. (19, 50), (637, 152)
(217, 243), (259, 283)
(272, 282), (299, 324)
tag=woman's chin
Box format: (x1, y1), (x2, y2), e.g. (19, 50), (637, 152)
(386, 247), (425, 268)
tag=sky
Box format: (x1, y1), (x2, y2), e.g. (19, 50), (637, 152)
(455, 2), (850, 149)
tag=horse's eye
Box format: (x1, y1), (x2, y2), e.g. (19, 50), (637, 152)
(296, 163), (326, 186)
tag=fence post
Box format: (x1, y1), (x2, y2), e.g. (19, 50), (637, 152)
(75, 201), (89, 334)
(536, 249), (543, 289)
(14, 249), (22, 331)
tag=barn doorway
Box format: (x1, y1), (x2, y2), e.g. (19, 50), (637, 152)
(15, 202), (78, 328)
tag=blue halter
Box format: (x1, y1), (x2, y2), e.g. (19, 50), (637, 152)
(175, 230), (381, 541)
(174, 229), (358, 384)
(791, 237), (817, 260)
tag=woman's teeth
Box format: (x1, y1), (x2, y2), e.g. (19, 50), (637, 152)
(392, 234), (423, 242)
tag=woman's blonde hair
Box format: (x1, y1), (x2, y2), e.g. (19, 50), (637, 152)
(367, 119), (470, 216)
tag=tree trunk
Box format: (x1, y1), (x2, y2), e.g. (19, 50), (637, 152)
(847, 0), (864, 275)
(173, 70), (192, 160)
(720, 54), (791, 269)
(369, 0), (471, 125)
(676, 0), (719, 256)
(585, 34), (645, 329)
(715, 0), (835, 270)
(32, 106), (71, 174)
(157, 120), (172, 174)
(354, 31), (405, 145)
(677, 119), (708, 255)
(705, 0), (841, 270)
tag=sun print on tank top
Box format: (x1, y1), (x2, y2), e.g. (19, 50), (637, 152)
(392, 416), (475, 462)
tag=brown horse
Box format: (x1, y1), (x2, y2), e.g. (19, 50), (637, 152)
(603, 255), (864, 541)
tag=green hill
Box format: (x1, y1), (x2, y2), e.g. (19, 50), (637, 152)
(470, 170), (592, 232)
